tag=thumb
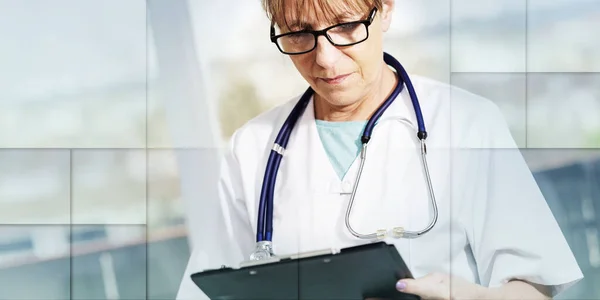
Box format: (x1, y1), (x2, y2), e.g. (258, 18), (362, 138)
(396, 278), (430, 298)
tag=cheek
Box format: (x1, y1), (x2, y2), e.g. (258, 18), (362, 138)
(349, 58), (374, 82)
(291, 57), (315, 80)
(344, 46), (377, 77)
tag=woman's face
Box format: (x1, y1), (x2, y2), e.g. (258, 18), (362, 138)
(278, 0), (394, 108)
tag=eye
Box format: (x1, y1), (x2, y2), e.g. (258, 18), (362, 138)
(283, 33), (311, 44)
(332, 23), (360, 33)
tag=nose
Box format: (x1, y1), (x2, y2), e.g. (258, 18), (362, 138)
(314, 35), (341, 70)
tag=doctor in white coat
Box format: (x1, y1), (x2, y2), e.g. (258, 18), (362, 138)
(177, 0), (583, 299)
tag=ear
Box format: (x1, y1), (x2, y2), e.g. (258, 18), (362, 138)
(379, 0), (395, 32)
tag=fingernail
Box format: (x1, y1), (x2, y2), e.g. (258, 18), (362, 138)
(396, 281), (406, 291)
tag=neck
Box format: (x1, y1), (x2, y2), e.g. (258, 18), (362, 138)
(314, 62), (398, 122)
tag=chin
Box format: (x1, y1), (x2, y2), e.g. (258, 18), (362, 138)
(316, 88), (360, 107)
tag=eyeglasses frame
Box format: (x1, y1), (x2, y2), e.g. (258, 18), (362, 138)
(269, 7), (378, 55)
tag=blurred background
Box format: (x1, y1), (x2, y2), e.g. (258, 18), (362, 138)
(0, 0), (598, 299)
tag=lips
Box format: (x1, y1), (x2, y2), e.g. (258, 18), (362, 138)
(320, 73), (351, 85)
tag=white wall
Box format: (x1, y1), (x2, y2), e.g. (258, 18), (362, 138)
(147, 0), (225, 251)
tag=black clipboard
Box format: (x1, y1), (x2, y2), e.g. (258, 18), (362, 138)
(190, 242), (420, 300)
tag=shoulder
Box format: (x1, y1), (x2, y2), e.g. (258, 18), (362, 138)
(409, 74), (517, 149)
(410, 75), (495, 109)
(409, 74), (506, 125)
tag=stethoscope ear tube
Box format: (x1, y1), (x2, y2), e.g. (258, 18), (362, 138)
(361, 53), (404, 144)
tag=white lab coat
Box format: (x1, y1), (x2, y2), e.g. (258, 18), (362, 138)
(176, 74), (583, 299)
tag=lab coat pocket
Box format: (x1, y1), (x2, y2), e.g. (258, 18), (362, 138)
(270, 184), (303, 256)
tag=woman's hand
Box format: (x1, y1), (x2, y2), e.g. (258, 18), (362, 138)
(394, 272), (489, 300)
(367, 272), (551, 300)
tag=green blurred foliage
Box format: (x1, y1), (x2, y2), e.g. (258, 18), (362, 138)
(218, 73), (266, 140)
(586, 130), (600, 148)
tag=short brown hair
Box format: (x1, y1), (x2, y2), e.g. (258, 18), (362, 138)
(261, 0), (382, 31)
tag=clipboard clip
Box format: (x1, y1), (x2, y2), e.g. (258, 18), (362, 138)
(240, 246), (341, 268)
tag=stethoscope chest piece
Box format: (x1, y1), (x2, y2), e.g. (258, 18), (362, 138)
(250, 241), (275, 261)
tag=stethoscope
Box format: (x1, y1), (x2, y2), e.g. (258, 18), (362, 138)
(249, 52), (439, 261)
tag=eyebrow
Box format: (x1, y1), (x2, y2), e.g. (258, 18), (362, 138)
(286, 12), (359, 31)
(287, 20), (312, 30)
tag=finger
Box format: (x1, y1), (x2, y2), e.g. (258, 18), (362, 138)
(396, 279), (417, 294)
(396, 278), (437, 299)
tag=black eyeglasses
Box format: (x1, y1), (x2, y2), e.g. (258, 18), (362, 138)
(270, 7), (378, 55)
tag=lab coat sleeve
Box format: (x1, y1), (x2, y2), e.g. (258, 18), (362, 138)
(175, 129), (255, 300)
(465, 104), (584, 297)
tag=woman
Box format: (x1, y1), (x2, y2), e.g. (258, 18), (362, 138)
(177, 0), (583, 299)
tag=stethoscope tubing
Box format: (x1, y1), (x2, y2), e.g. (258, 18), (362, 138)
(256, 52), (434, 244)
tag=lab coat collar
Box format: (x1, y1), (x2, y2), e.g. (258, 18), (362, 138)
(378, 78), (418, 126)
(300, 78), (417, 128)
(294, 79), (417, 189)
